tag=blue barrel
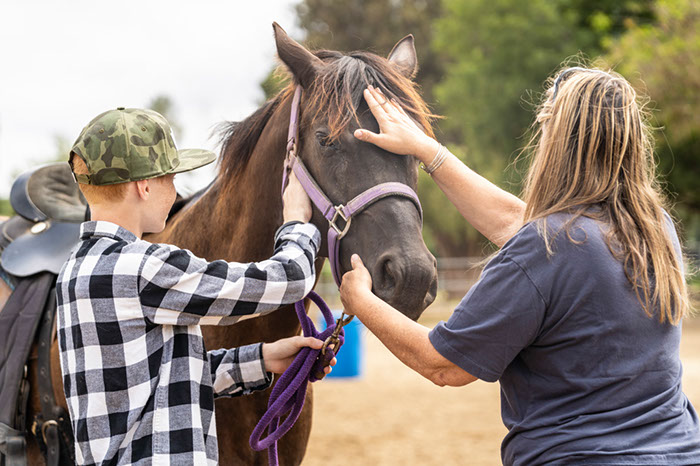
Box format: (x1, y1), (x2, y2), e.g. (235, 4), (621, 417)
(319, 311), (364, 378)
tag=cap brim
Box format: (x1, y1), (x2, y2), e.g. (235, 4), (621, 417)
(168, 149), (217, 174)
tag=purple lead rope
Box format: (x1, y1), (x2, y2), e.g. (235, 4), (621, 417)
(249, 291), (346, 466)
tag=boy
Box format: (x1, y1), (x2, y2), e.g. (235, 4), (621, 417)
(57, 107), (330, 465)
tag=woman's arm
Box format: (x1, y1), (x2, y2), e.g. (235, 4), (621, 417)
(340, 255), (477, 387)
(355, 86), (525, 247)
(422, 149), (525, 247)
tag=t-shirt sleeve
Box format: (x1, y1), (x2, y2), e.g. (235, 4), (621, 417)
(429, 252), (547, 383)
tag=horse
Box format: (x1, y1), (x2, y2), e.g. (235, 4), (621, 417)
(16, 23), (438, 465)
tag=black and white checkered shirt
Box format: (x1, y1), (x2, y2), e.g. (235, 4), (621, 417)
(56, 220), (320, 465)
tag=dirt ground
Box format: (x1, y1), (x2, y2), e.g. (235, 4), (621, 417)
(302, 305), (700, 466)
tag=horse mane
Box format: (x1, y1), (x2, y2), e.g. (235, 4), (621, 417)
(216, 48), (437, 178)
(215, 97), (283, 178)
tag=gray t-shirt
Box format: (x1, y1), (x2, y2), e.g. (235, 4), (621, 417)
(429, 212), (700, 465)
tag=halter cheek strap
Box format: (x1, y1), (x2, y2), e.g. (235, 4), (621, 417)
(282, 85), (423, 286)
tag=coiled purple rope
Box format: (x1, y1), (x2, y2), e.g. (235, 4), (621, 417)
(249, 290), (345, 466)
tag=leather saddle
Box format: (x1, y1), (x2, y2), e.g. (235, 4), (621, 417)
(0, 163), (88, 280)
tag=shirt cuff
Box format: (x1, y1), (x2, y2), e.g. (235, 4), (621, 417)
(274, 221), (321, 253)
(237, 343), (273, 392)
(274, 220), (304, 239)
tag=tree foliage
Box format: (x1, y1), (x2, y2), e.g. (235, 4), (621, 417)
(428, 0), (597, 254)
(606, 0), (700, 218)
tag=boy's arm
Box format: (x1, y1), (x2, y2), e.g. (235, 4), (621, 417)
(137, 221), (321, 325)
(208, 344), (272, 398)
(207, 335), (330, 398)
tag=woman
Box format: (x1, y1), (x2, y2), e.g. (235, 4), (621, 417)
(341, 69), (700, 464)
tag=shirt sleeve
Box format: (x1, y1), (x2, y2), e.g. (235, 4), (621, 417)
(137, 222), (321, 326)
(428, 252), (547, 383)
(207, 343), (273, 398)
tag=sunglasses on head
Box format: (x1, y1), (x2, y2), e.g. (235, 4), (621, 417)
(551, 67), (610, 101)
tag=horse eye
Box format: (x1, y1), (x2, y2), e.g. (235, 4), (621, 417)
(316, 131), (335, 148)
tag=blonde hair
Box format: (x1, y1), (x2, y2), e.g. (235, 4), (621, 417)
(522, 66), (689, 324)
(69, 153), (129, 203)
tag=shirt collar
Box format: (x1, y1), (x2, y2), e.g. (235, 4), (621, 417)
(80, 221), (138, 243)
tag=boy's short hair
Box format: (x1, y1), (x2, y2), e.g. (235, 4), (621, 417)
(70, 152), (128, 203)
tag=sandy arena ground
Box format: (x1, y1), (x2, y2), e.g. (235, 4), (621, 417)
(302, 304), (700, 466)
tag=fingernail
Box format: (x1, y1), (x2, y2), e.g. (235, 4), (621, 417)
(354, 129), (363, 138)
(368, 85), (374, 90)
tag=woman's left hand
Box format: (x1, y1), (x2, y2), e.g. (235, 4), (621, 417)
(340, 254), (374, 316)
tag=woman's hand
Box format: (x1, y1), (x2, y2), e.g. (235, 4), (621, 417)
(262, 336), (336, 374)
(354, 86), (439, 164)
(340, 254), (374, 316)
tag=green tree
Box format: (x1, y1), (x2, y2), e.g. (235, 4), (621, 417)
(428, 0), (655, 255)
(606, 0), (700, 223)
(567, 0), (656, 44)
(430, 0), (593, 254)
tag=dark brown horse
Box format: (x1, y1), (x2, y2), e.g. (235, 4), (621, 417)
(21, 23), (438, 465)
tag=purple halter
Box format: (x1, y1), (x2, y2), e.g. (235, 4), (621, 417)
(281, 86), (424, 286)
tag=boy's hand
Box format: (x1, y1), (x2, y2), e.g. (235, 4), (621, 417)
(283, 171), (313, 223)
(340, 254), (374, 317)
(262, 336), (336, 374)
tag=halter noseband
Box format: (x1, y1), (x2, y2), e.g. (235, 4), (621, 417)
(281, 86), (423, 286)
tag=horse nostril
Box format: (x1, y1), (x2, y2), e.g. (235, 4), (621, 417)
(374, 255), (398, 297)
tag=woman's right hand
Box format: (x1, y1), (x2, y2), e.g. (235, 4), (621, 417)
(354, 86), (439, 164)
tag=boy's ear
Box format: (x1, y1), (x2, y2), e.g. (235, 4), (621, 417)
(134, 179), (150, 201)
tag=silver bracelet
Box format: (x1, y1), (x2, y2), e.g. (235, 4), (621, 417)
(422, 144), (448, 175)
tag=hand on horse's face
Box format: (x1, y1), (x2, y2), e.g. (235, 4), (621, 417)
(340, 254), (374, 316)
(283, 170), (313, 223)
(354, 86), (438, 164)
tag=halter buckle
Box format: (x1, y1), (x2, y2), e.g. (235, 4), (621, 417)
(329, 205), (352, 239)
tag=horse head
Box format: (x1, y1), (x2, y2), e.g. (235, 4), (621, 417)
(273, 23), (438, 320)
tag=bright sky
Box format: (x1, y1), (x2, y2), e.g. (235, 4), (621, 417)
(0, 1), (299, 197)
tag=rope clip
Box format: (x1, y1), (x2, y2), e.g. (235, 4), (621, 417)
(321, 313), (354, 355)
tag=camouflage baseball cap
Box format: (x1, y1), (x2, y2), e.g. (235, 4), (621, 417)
(70, 107), (216, 185)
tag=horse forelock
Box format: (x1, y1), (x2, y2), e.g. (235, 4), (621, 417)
(214, 48), (437, 181)
(306, 50), (437, 141)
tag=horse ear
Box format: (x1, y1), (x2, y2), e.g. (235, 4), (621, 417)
(273, 22), (323, 89)
(387, 35), (418, 79)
